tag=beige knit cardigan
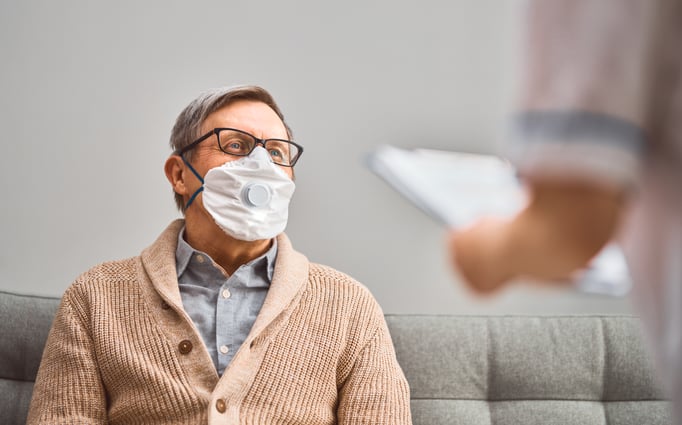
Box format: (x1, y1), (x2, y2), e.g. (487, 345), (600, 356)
(27, 220), (411, 424)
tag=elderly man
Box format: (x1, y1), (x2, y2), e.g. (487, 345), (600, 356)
(28, 85), (411, 424)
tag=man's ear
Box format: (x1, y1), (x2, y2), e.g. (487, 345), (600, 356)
(164, 155), (189, 196)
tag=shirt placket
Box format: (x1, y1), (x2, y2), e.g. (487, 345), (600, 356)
(216, 271), (240, 375)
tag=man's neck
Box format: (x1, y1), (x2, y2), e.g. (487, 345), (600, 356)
(184, 213), (272, 276)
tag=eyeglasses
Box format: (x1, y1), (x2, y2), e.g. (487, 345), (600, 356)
(177, 127), (304, 167)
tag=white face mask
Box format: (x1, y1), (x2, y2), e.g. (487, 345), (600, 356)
(184, 147), (296, 241)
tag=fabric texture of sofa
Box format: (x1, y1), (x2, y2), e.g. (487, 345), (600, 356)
(0, 290), (672, 424)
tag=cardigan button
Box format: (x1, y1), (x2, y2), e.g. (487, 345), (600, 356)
(216, 398), (226, 413)
(178, 340), (193, 354)
(161, 301), (170, 310)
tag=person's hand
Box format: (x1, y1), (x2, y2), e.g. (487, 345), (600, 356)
(450, 181), (625, 295)
(449, 217), (516, 294)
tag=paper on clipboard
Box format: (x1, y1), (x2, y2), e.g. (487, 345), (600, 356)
(366, 144), (632, 296)
(366, 144), (526, 228)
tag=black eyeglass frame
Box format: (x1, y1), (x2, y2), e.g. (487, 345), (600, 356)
(176, 127), (304, 167)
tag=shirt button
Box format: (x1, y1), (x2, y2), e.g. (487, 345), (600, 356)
(215, 398), (226, 413)
(219, 345), (229, 354)
(195, 254), (205, 263)
(178, 340), (193, 354)
(221, 289), (231, 299)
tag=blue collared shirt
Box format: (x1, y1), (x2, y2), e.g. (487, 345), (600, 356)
(176, 228), (276, 375)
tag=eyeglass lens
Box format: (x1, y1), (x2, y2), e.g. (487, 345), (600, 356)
(217, 129), (299, 166)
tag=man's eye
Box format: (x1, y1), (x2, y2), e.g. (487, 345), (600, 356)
(269, 149), (283, 158)
(223, 139), (248, 153)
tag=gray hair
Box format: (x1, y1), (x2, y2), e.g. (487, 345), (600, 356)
(169, 85), (292, 211)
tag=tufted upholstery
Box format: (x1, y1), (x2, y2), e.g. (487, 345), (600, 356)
(386, 315), (671, 424)
(0, 291), (672, 424)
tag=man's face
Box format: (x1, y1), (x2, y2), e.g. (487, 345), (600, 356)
(182, 100), (294, 206)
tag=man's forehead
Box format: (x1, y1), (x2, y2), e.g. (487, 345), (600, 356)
(202, 101), (287, 137)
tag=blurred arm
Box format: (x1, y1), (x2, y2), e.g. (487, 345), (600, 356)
(448, 0), (662, 293)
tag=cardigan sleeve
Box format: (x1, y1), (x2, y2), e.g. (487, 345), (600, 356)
(337, 317), (412, 424)
(27, 286), (108, 424)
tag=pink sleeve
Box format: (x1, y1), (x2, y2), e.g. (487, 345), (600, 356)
(507, 0), (665, 190)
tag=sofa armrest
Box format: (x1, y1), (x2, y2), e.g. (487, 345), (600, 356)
(0, 291), (59, 425)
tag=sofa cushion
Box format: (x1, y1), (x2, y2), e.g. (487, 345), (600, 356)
(385, 315), (672, 425)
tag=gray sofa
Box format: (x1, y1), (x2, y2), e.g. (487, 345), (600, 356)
(0, 290), (672, 424)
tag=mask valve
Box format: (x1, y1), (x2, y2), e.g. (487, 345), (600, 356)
(243, 183), (271, 207)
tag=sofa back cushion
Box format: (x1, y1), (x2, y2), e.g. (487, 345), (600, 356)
(385, 315), (671, 425)
(0, 291), (59, 425)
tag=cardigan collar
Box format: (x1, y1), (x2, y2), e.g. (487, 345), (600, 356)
(140, 219), (309, 339)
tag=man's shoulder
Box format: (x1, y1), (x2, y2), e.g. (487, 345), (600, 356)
(67, 256), (143, 293)
(53, 256), (145, 321)
(80, 256), (141, 280)
(308, 262), (365, 287)
(302, 263), (387, 348)
(306, 262), (377, 303)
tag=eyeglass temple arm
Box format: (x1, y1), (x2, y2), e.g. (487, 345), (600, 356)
(176, 130), (217, 156)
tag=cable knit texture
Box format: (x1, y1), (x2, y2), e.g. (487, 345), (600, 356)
(27, 220), (411, 424)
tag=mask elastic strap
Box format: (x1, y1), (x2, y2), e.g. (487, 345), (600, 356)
(181, 155), (204, 211)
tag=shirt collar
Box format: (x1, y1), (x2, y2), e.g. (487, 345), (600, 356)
(175, 227), (194, 278)
(175, 226), (278, 282)
(262, 238), (278, 282)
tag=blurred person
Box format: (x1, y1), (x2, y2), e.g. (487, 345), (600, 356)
(28, 86), (411, 424)
(450, 0), (682, 421)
